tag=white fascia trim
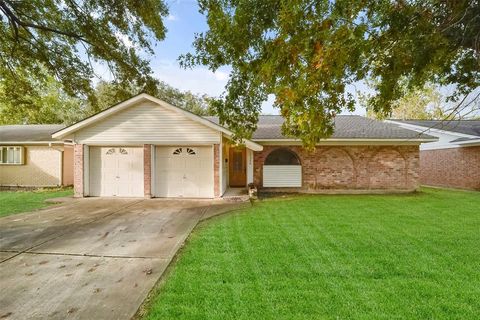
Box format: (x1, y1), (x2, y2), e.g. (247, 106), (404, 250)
(0, 141), (66, 145)
(53, 93), (263, 152)
(421, 144), (473, 150)
(78, 141), (221, 146)
(386, 120), (480, 139)
(455, 139), (480, 146)
(252, 138), (438, 145)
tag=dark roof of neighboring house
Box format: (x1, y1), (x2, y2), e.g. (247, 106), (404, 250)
(392, 119), (480, 137)
(205, 115), (435, 140)
(0, 124), (65, 142)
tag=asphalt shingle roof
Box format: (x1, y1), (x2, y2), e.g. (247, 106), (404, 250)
(0, 124), (65, 142)
(392, 119), (480, 137)
(205, 115), (435, 140)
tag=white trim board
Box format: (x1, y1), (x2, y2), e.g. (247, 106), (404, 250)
(386, 120), (480, 139)
(252, 138), (437, 146)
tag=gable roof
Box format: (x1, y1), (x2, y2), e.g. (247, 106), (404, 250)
(391, 119), (480, 137)
(205, 115), (436, 141)
(52, 93), (263, 151)
(0, 124), (65, 144)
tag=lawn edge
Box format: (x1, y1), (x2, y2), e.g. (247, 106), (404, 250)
(132, 203), (254, 320)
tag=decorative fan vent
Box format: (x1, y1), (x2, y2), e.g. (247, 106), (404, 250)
(173, 148), (183, 155)
(119, 148), (128, 155)
(186, 148), (196, 155)
(106, 148), (116, 155)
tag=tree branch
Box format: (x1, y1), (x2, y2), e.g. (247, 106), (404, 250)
(0, 0), (93, 45)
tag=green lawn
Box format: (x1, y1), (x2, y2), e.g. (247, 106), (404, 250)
(0, 188), (73, 217)
(143, 188), (480, 320)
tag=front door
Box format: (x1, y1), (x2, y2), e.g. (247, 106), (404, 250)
(229, 148), (246, 187)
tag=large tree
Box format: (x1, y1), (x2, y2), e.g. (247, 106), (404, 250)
(0, 67), (85, 125)
(363, 83), (448, 120)
(0, 0), (168, 108)
(182, 0), (480, 147)
(0, 77), (216, 125)
(92, 80), (216, 117)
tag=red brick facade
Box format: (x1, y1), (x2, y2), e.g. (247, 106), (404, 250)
(73, 144), (84, 197)
(420, 146), (480, 190)
(254, 145), (420, 191)
(143, 144), (152, 198)
(214, 144), (220, 197)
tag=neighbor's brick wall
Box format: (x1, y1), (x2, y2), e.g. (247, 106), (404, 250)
(73, 144), (84, 197)
(420, 146), (480, 190)
(214, 144), (220, 197)
(254, 145), (420, 191)
(143, 144), (152, 198)
(0, 145), (61, 187)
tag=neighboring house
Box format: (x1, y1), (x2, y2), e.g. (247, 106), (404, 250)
(0, 125), (74, 189)
(388, 119), (480, 190)
(52, 93), (436, 198)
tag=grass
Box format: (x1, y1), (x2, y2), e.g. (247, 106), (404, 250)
(143, 187), (480, 320)
(0, 188), (73, 217)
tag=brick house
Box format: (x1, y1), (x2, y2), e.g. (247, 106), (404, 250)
(52, 93), (436, 198)
(389, 120), (480, 190)
(0, 125), (74, 189)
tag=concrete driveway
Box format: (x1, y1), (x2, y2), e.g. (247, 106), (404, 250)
(0, 198), (245, 319)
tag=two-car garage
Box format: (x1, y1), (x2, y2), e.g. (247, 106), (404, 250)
(88, 146), (214, 198)
(52, 94), (262, 198)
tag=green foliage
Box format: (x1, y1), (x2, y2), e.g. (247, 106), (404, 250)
(363, 83), (448, 120)
(0, 67), (85, 124)
(0, 0), (168, 106)
(0, 76), (216, 125)
(182, 0), (480, 148)
(91, 80), (216, 117)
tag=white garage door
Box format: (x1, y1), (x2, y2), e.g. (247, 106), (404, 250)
(155, 146), (214, 198)
(89, 147), (144, 197)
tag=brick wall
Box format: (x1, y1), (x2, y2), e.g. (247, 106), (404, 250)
(214, 144), (220, 197)
(73, 144), (84, 197)
(420, 146), (480, 190)
(254, 145), (420, 191)
(62, 145), (74, 186)
(143, 144), (152, 198)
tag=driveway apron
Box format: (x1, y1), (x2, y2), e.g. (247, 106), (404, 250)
(0, 198), (229, 320)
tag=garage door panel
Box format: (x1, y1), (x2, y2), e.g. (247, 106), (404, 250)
(154, 146), (214, 198)
(89, 147), (144, 197)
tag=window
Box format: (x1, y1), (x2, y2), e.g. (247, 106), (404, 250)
(264, 148), (300, 165)
(0, 146), (24, 165)
(173, 147), (196, 155)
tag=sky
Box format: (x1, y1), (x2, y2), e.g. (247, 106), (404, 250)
(100, 0), (367, 116)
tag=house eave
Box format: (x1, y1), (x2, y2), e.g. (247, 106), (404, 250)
(252, 138), (438, 145)
(0, 141), (67, 145)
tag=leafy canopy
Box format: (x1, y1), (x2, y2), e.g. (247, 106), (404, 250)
(363, 82), (449, 120)
(182, 0), (479, 147)
(0, 0), (168, 106)
(0, 76), (216, 125)
(92, 80), (216, 117)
